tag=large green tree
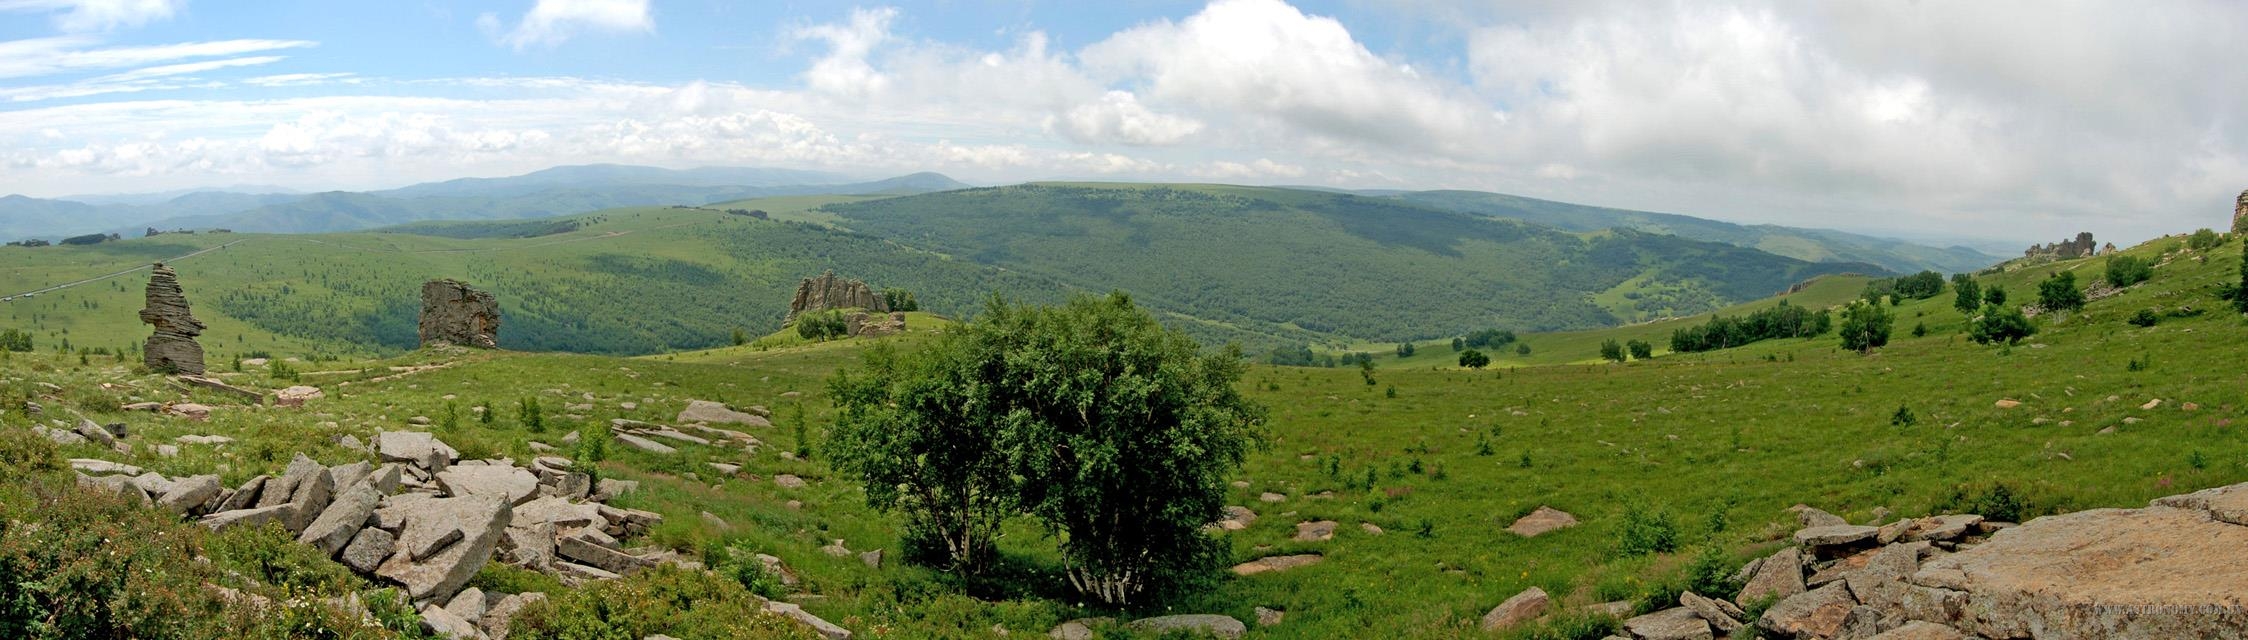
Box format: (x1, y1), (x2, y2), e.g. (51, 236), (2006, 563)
(1951, 274), (1981, 314)
(994, 293), (1267, 605)
(2038, 271), (2086, 314)
(1839, 300), (1893, 354)
(826, 334), (1018, 574)
(828, 293), (1266, 604)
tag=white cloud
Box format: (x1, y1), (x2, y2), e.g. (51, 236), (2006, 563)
(1081, 0), (1495, 156)
(90, 55), (284, 82)
(484, 0), (654, 51)
(0, 0), (183, 32)
(241, 72), (358, 87)
(0, 37), (313, 79)
(787, 7), (897, 98)
(1046, 91), (1202, 146)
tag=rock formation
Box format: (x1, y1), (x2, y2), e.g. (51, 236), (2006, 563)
(787, 271), (886, 321)
(1573, 480), (2248, 640)
(845, 311), (907, 337)
(418, 279), (501, 349)
(2022, 232), (2098, 260)
(2234, 189), (2247, 234)
(139, 263), (206, 375)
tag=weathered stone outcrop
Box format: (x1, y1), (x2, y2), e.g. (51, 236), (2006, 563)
(2021, 232), (2098, 260)
(418, 279), (500, 349)
(139, 263), (206, 374)
(787, 270), (886, 321)
(2235, 189), (2248, 234)
(846, 311), (907, 337)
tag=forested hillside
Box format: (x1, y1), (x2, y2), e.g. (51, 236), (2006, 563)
(819, 184), (1881, 339)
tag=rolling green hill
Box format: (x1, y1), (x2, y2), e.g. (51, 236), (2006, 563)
(1396, 190), (2001, 274)
(1, 186), (1883, 359)
(1, 228), (2237, 638)
(815, 183), (1883, 341)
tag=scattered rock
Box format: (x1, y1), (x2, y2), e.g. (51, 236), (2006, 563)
(1623, 607), (1713, 640)
(860, 548), (883, 569)
(375, 495), (512, 603)
(1293, 520), (1337, 542)
(765, 600), (854, 639)
(480, 592), (545, 639)
(273, 385), (324, 407)
(417, 602), (485, 640)
(774, 474), (807, 489)
(1794, 524), (1880, 550)
(437, 465), (541, 506)
(1679, 591), (1744, 634)
(677, 400), (771, 427)
(1254, 607), (1283, 627)
(1506, 506), (1579, 537)
(1230, 554), (1322, 576)
(340, 527), (396, 573)
(1757, 582), (1856, 639)
(1257, 492), (1285, 503)
(1867, 621), (1968, 640)
(1480, 586), (1550, 631)
(156, 474), (221, 514)
(166, 403), (212, 421)
(299, 481), (382, 555)
(1360, 521), (1383, 535)
(1128, 614), (1245, 639)
(1993, 399), (2021, 409)
(1738, 547), (1806, 606)
(612, 433), (675, 455)
(419, 279), (501, 349)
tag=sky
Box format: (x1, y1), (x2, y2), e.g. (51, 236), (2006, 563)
(1, 0), (2244, 246)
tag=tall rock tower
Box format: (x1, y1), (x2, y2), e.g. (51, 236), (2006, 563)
(418, 279), (501, 349)
(2234, 189), (2247, 234)
(139, 263), (207, 375)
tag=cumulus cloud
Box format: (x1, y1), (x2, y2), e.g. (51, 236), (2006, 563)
(1046, 91), (1203, 146)
(787, 7), (897, 98)
(1081, 0), (1495, 156)
(482, 0), (653, 51)
(0, 0), (183, 32)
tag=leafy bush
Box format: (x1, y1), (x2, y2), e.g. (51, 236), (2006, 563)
(1969, 304), (2035, 346)
(1939, 482), (2033, 523)
(794, 311), (849, 341)
(2127, 309), (2159, 327)
(2037, 271), (2085, 314)
(2104, 255), (2153, 287)
(1683, 545), (1740, 600)
(1615, 501), (1680, 556)
(1984, 285), (2007, 307)
(1599, 339), (1625, 363)
(1668, 300), (1831, 353)
(508, 565), (814, 640)
(519, 397), (545, 432)
(1839, 300), (1893, 353)
(2186, 228), (2222, 251)
(1458, 349), (1490, 369)
(0, 329), (30, 352)
(1462, 328), (1518, 349)
(1951, 274), (1982, 314)
(1625, 339), (1653, 360)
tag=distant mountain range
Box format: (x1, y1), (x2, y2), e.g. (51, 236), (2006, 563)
(0, 165), (965, 240)
(1390, 191), (2002, 274)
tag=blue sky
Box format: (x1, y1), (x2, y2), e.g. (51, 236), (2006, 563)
(2, 0), (2244, 244)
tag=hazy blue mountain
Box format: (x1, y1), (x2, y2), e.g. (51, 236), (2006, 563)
(1394, 190), (2002, 274)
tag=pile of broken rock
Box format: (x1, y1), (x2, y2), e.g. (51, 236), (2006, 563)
(1504, 480), (2248, 640)
(69, 428), (852, 639)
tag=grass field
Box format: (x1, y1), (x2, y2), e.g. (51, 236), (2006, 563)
(3, 229), (2241, 637)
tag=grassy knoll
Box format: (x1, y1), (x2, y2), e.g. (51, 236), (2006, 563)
(0, 232), (2239, 638)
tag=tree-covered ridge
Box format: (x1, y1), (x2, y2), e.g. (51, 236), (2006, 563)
(818, 184), (1878, 343)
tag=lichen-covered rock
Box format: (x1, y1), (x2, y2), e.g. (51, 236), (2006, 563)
(1757, 582), (1856, 639)
(418, 279), (501, 349)
(1127, 614), (1243, 639)
(1903, 497), (2248, 639)
(375, 495), (512, 602)
(139, 264), (206, 374)
(1480, 586), (1549, 631)
(787, 270), (887, 321)
(1506, 506), (1579, 537)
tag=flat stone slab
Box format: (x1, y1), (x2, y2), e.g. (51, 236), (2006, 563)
(1624, 607), (1713, 640)
(1795, 524), (1880, 548)
(1129, 614), (1245, 639)
(612, 433), (676, 455)
(1907, 499), (2248, 639)
(678, 400), (772, 427)
(1230, 554), (1322, 576)
(436, 465), (540, 505)
(1507, 506), (1580, 537)
(375, 495), (511, 603)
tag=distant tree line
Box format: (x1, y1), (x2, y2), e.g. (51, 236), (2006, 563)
(1668, 300), (1833, 353)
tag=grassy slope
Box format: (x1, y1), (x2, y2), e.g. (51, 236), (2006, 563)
(3, 233), (2240, 638)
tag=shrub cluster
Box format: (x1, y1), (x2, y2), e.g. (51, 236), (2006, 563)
(1668, 300), (1832, 353)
